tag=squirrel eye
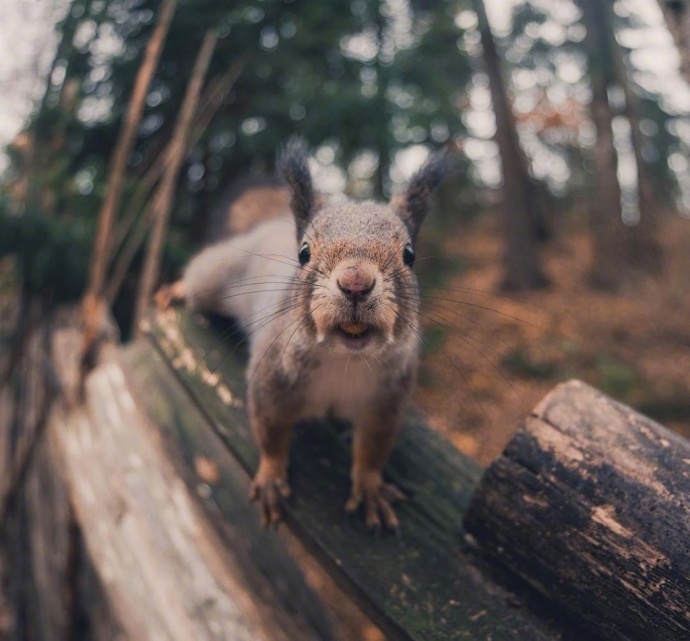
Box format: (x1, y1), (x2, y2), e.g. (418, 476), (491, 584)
(298, 241), (311, 266)
(402, 243), (415, 267)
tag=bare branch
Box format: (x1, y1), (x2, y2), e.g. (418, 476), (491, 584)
(132, 30), (219, 336)
(80, 0), (177, 369)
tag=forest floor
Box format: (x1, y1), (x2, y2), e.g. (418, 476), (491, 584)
(414, 211), (690, 466)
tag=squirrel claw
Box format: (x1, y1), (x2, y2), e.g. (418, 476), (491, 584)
(249, 475), (291, 527)
(345, 481), (405, 533)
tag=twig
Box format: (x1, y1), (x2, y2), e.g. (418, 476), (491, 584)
(109, 57), (246, 258)
(80, 0), (177, 375)
(132, 30), (219, 336)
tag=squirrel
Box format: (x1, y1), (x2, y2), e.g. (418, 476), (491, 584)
(157, 140), (450, 531)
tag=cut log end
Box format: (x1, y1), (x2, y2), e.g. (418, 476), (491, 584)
(464, 379), (690, 641)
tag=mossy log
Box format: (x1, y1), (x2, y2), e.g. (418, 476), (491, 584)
(132, 308), (581, 641)
(13, 305), (682, 640)
(3, 308), (337, 641)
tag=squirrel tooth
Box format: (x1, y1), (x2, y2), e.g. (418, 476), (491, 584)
(340, 321), (368, 336)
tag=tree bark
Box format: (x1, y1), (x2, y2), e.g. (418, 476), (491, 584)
(465, 379), (690, 641)
(587, 80), (624, 289)
(582, 0), (662, 290)
(472, 0), (548, 291)
(620, 76), (663, 277)
(579, 0), (629, 290)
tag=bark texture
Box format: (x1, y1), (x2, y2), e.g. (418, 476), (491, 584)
(465, 380), (690, 641)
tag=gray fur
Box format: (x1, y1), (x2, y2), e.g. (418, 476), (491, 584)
(277, 138), (316, 240)
(397, 149), (453, 241)
(175, 142), (450, 530)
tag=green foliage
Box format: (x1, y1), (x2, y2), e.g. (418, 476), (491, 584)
(8, 0), (475, 283)
(501, 348), (557, 380)
(0, 202), (93, 301)
(0, 0), (481, 332)
(31, 0), (472, 194)
(594, 354), (638, 399)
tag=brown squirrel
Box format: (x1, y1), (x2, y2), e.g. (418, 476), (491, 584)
(157, 140), (450, 530)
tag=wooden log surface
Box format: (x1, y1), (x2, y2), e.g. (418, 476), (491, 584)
(4, 307), (339, 641)
(132, 307), (588, 641)
(51, 325), (338, 641)
(3, 307), (124, 641)
(464, 379), (690, 641)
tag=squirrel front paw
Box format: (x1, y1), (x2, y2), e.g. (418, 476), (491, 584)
(154, 279), (186, 310)
(249, 459), (291, 527)
(345, 473), (406, 532)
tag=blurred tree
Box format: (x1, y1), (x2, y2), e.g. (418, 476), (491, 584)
(579, 0), (662, 290)
(579, 0), (626, 290)
(615, 58), (663, 278)
(2, 0), (475, 329)
(506, 1), (589, 205)
(471, 0), (548, 290)
(12, 0), (93, 214)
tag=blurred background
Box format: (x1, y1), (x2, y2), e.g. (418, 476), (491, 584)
(2, 0), (690, 636)
(1, 0), (690, 517)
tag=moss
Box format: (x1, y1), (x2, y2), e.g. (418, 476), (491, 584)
(501, 349), (557, 380)
(595, 355), (639, 399)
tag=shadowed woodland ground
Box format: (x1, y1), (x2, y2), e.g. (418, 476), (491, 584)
(416, 211), (690, 466)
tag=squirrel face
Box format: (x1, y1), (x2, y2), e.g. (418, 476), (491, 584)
(278, 139), (452, 357)
(298, 202), (418, 355)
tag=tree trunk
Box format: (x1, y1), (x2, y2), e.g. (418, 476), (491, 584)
(587, 76), (624, 289)
(621, 79), (663, 277)
(579, 0), (629, 290)
(472, 0), (548, 291)
(581, 0), (662, 290)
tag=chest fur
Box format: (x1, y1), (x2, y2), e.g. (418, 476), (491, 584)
(300, 356), (382, 423)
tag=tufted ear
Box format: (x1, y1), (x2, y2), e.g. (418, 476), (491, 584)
(277, 138), (316, 239)
(395, 149), (454, 242)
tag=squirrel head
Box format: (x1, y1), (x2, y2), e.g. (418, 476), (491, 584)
(278, 138), (451, 243)
(277, 139), (453, 355)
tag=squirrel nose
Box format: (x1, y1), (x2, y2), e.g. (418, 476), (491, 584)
(337, 267), (375, 301)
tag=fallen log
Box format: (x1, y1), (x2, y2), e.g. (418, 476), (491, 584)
(3, 308), (338, 641)
(8, 305), (689, 641)
(464, 379), (690, 641)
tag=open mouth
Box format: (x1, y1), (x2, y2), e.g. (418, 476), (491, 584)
(336, 321), (374, 349)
